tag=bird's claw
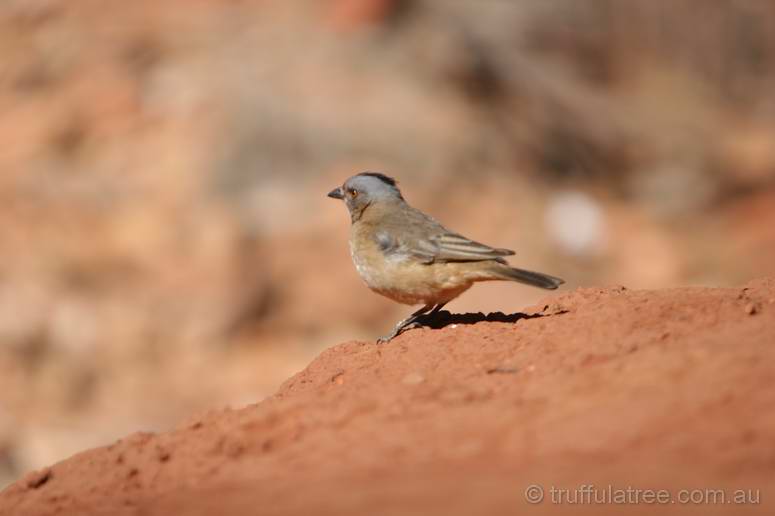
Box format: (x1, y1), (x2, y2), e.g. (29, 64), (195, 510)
(376, 321), (422, 344)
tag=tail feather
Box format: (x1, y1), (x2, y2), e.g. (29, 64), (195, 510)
(497, 266), (565, 290)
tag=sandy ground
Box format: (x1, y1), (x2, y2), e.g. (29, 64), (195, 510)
(1, 278), (774, 515)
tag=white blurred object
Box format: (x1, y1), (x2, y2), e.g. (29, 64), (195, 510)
(545, 191), (607, 257)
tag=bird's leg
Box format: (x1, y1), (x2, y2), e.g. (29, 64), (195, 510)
(427, 302), (447, 318)
(378, 304), (435, 343)
(416, 302), (449, 327)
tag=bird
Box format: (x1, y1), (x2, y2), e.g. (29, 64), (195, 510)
(328, 172), (564, 342)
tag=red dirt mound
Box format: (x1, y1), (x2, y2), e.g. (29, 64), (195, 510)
(2, 279), (774, 516)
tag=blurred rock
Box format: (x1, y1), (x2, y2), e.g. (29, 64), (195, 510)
(545, 191), (607, 257)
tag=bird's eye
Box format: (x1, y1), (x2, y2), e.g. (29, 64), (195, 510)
(348, 188), (358, 198)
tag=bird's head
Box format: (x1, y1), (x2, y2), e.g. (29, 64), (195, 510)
(327, 172), (404, 222)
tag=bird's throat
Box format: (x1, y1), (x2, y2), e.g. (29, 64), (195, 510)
(349, 201), (372, 224)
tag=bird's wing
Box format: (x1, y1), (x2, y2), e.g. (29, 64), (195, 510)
(426, 231), (515, 263)
(376, 207), (515, 264)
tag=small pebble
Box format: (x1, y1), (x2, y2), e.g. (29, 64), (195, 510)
(486, 367), (518, 375)
(26, 469), (52, 489)
(402, 372), (424, 385)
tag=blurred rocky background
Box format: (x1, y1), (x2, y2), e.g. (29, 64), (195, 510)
(1, 0), (774, 488)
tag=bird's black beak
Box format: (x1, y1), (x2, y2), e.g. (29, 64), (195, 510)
(327, 187), (344, 200)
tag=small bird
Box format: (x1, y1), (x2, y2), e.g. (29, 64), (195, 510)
(328, 172), (564, 342)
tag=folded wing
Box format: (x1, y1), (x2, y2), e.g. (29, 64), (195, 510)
(424, 232), (514, 263)
(375, 206), (516, 264)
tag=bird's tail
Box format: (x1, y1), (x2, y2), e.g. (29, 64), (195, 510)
(491, 265), (565, 290)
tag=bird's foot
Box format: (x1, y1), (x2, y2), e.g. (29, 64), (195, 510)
(376, 321), (422, 344)
(376, 303), (447, 344)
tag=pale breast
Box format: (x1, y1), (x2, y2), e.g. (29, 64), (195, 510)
(348, 235), (393, 290)
(349, 224), (474, 306)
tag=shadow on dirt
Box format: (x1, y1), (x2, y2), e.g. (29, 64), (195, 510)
(417, 310), (556, 330)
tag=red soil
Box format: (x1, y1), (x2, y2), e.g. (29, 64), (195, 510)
(2, 279), (774, 516)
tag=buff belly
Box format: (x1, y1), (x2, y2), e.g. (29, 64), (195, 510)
(349, 240), (485, 306)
